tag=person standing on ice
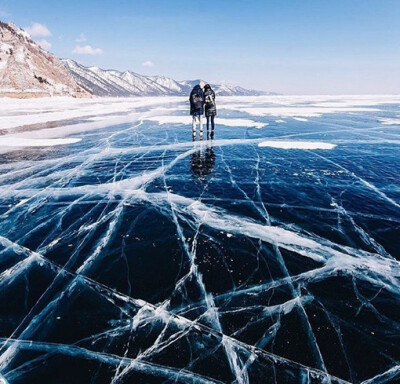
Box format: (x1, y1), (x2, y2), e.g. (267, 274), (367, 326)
(189, 84), (205, 141)
(203, 84), (217, 140)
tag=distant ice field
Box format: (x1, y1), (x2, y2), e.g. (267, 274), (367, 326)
(0, 95), (399, 383)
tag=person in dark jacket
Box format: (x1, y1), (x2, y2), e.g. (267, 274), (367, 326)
(189, 84), (205, 141)
(203, 84), (217, 139)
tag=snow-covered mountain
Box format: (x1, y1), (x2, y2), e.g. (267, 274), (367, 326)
(63, 59), (270, 97)
(62, 59), (175, 96)
(0, 21), (89, 98)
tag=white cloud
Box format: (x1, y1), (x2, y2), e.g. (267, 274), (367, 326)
(38, 39), (51, 51)
(75, 33), (87, 43)
(73, 45), (103, 55)
(0, 9), (11, 18)
(24, 22), (52, 37)
(142, 60), (154, 67)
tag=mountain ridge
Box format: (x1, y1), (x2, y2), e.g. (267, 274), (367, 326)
(62, 59), (273, 97)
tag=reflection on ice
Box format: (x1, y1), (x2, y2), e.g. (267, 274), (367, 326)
(0, 95), (399, 383)
(190, 144), (216, 181)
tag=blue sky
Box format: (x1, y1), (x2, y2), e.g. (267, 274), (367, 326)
(1, 0), (399, 94)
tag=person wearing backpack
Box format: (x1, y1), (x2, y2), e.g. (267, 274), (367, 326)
(189, 84), (205, 141)
(203, 84), (217, 140)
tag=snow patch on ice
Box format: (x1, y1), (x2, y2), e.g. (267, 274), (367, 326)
(0, 97), (183, 131)
(226, 106), (380, 118)
(380, 118), (400, 125)
(0, 137), (81, 148)
(146, 115), (267, 129)
(258, 141), (336, 150)
(218, 95), (400, 119)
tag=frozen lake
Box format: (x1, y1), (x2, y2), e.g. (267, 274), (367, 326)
(0, 95), (400, 383)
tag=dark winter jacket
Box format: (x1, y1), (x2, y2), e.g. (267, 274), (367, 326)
(189, 85), (204, 115)
(204, 88), (217, 117)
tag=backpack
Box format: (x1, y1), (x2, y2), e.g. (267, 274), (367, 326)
(192, 92), (203, 109)
(205, 93), (214, 106)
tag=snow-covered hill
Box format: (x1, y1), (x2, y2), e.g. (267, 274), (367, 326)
(63, 59), (270, 97)
(0, 22), (89, 98)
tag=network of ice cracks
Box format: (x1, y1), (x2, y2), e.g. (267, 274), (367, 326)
(0, 96), (399, 384)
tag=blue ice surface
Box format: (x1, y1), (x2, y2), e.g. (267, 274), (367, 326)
(0, 98), (399, 383)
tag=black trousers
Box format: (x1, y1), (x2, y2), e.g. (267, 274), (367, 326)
(206, 115), (215, 138)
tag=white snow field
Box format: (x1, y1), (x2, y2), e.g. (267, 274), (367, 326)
(1, 94), (399, 151)
(0, 94), (400, 383)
